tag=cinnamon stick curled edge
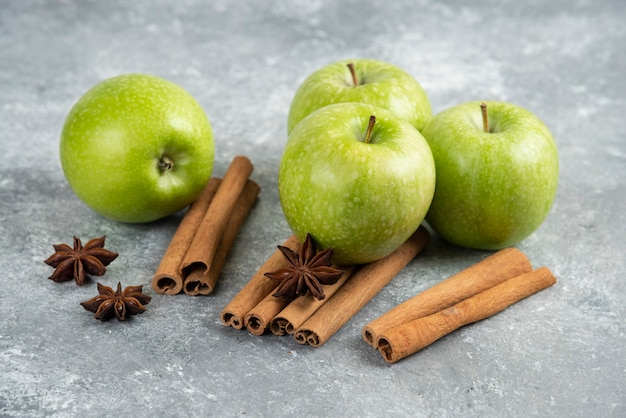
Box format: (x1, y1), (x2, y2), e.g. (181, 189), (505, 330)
(246, 264), (355, 336)
(183, 180), (260, 296)
(244, 291), (292, 336)
(269, 265), (355, 336)
(181, 155), (254, 276)
(151, 178), (222, 295)
(376, 267), (557, 364)
(362, 247), (533, 348)
(221, 235), (300, 330)
(294, 225), (431, 348)
(151, 155), (257, 296)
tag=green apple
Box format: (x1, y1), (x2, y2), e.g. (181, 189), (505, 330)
(279, 102), (436, 265)
(422, 101), (559, 249)
(287, 58), (432, 134)
(60, 74), (214, 223)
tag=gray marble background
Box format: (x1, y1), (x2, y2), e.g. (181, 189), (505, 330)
(1, 0), (624, 417)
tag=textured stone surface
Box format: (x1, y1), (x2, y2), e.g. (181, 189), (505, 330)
(1, 1), (624, 416)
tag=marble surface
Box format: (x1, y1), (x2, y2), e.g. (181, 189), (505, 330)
(1, 1), (625, 417)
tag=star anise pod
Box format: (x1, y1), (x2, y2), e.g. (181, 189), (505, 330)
(81, 282), (151, 321)
(264, 233), (344, 300)
(44, 236), (118, 285)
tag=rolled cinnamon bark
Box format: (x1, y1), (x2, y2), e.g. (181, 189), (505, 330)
(151, 178), (222, 295)
(181, 155), (254, 276)
(294, 226), (430, 347)
(362, 247), (532, 348)
(269, 266), (355, 336)
(221, 235), (300, 329)
(183, 180), (260, 296)
(377, 267), (557, 363)
(244, 292), (292, 336)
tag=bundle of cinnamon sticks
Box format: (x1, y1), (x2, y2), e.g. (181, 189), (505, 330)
(151, 156), (259, 296)
(363, 248), (557, 363)
(220, 220), (556, 358)
(221, 226), (431, 347)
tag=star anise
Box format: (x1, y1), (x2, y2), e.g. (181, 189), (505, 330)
(44, 236), (118, 285)
(264, 233), (344, 300)
(81, 282), (151, 321)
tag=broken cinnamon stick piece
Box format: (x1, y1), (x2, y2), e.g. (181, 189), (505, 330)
(269, 265), (355, 336)
(151, 178), (222, 295)
(181, 155), (254, 276)
(377, 267), (557, 363)
(183, 180), (260, 296)
(363, 247), (532, 348)
(221, 235), (300, 329)
(294, 226), (430, 347)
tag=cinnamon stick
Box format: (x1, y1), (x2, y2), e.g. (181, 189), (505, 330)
(269, 266), (355, 336)
(151, 178), (222, 295)
(221, 235), (300, 329)
(362, 247), (532, 348)
(294, 226), (430, 347)
(377, 267), (557, 363)
(244, 292), (293, 336)
(183, 180), (260, 295)
(181, 155), (254, 276)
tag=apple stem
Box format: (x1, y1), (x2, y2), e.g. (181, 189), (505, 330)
(158, 155), (174, 172)
(347, 62), (358, 87)
(480, 102), (489, 133)
(364, 115), (376, 144)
